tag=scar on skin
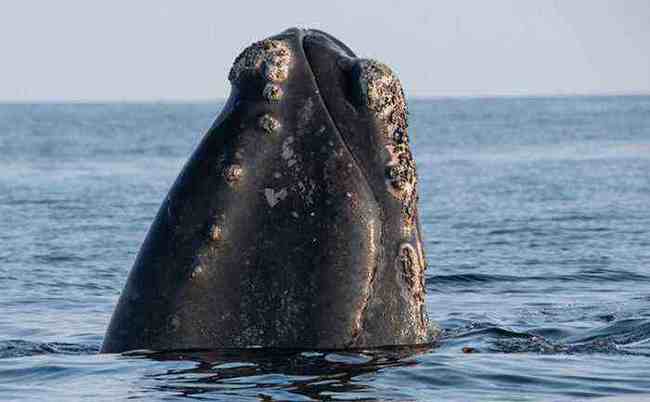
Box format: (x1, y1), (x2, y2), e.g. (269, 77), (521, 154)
(264, 187), (288, 207)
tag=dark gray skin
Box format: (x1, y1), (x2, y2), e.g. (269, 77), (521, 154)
(102, 28), (432, 353)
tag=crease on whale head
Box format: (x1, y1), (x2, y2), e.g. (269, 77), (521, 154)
(224, 28), (418, 224)
(101, 27), (433, 353)
(300, 30), (418, 230)
(232, 28), (431, 345)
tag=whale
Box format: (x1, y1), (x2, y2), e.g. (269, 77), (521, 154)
(102, 28), (433, 353)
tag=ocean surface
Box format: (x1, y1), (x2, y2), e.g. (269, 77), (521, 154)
(1, 96), (649, 401)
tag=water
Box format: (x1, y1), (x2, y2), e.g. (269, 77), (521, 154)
(1, 96), (649, 401)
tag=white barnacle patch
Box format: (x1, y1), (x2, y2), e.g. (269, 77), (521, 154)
(223, 164), (244, 186)
(264, 187), (288, 208)
(210, 225), (222, 241)
(357, 60), (406, 122)
(367, 218), (377, 256)
(263, 83), (283, 102)
(297, 181), (306, 193)
(281, 136), (295, 160)
(263, 62), (289, 83)
(396, 243), (425, 304)
(385, 162), (414, 194)
(384, 145), (418, 228)
(191, 265), (204, 280)
(228, 39), (292, 86)
(259, 114), (281, 134)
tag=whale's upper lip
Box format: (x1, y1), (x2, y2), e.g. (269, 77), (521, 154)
(297, 28), (384, 200)
(295, 29), (381, 203)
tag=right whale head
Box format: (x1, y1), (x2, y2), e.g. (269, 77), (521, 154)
(102, 28), (432, 353)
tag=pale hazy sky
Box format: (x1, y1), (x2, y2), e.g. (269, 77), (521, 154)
(1, 0), (648, 101)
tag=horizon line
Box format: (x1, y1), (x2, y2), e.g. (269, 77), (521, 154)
(1, 91), (649, 104)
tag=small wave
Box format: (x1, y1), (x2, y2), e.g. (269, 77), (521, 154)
(32, 253), (85, 264)
(487, 228), (549, 236)
(0, 340), (98, 359)
(428, 269), (650, 287)
(565, 318), (650, 346)
(430, 273), (516, 285)
(548, 214), (600, 222)
(441, 319), (650, 357)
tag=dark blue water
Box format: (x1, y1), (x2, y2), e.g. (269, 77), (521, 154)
(1, 97), (649, 401)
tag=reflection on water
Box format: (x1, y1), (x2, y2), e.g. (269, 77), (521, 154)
(129, 346), (432, 401)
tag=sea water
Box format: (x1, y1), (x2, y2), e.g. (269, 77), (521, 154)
(1, 96), (649, 401)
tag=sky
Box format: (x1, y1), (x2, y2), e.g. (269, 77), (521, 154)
(0, 0), (648, 101)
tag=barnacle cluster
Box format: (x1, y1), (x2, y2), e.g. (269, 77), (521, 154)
(229, 39), (291, 137)
(228, 39), (291, 86)
(398, 244), (424, 303)
(223, 164), (244, 185)
(259, 114), (281, 134)
(357, 60), (417, 224)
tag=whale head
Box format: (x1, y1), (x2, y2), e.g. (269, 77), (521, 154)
(102, 28), (432, 353)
